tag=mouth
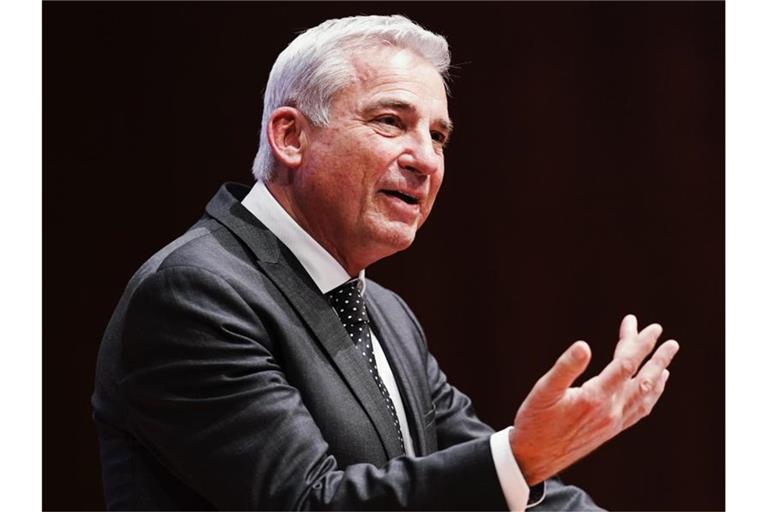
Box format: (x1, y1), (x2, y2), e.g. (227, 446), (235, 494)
(381, 190), (419, 205)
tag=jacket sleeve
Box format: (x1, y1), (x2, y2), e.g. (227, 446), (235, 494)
(389, 290), (498, 449)
(426, 347), (499, 449)
(389, 291), (603, 512)
(120, 265), (508, 510)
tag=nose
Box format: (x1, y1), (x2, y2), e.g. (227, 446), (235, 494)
(397, 130), (442, 176)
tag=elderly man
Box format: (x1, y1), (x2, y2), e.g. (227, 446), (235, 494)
(93, 15), (679, 510)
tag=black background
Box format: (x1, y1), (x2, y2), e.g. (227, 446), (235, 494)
(43, 2), (724, 510)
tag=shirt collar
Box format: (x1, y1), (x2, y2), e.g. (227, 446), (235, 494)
(241, 180), (366, 295)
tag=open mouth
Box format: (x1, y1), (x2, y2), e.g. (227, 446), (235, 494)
(382, 190), (418, 205)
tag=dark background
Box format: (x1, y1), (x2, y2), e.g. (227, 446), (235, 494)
(43, 2), (724, 510)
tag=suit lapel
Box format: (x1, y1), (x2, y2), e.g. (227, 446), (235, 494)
(258, 259), (405, 459)
(366, 295), (430, 457)
(205, 183), (404, 460)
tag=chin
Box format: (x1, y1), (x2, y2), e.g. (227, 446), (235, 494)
(360, 222), (416, 261)
(374, 224), (418, 254)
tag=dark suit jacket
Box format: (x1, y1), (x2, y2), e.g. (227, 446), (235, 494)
(93, 183), (598, 511)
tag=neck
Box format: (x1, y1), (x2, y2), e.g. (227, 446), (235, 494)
(264, 180), (367, 276)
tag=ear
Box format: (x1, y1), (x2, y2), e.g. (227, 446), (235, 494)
(266, 106), (309, 170)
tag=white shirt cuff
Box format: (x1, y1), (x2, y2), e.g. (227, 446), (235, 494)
(490, 426), (530, 511)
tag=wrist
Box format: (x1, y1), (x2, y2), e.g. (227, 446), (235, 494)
(508, 427), (544, 486)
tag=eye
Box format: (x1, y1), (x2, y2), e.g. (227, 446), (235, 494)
(431, 130), (448, 145)
(376, 115), (403, 128)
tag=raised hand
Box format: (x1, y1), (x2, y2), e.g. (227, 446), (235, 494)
(509, 315), (679, 485)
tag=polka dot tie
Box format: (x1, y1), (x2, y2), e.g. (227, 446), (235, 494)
(326, 279), (406, 454)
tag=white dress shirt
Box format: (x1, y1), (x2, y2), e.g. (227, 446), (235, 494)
(242, 180), (539, 511)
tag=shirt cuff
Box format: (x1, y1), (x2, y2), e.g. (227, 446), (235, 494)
(490, 427), (530, 511)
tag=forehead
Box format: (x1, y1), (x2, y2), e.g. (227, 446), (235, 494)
(335, 47), (449, 119)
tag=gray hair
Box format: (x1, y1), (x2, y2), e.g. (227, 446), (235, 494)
(251, 14), (451, 181)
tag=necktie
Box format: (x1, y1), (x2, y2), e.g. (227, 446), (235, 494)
(326, 279), (406, 454)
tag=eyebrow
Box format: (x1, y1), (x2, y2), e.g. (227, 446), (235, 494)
(364, 99), (454, 138)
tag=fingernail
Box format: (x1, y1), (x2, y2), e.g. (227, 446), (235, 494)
(662, 369), (670, 382)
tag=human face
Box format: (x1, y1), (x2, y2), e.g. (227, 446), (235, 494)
(291, 47), (451, 274)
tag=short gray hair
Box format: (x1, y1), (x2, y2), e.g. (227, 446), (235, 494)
(251, 14), (451, 181)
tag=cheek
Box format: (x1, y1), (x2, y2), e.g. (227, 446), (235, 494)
(332, 141), (388, 184)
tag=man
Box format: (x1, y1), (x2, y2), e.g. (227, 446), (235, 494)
(93, 15), (679, 510)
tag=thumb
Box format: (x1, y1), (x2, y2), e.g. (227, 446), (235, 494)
(530, 341), (591, 405)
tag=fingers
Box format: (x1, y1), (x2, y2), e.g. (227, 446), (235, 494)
(619, 314), (638, 341)
(614, 314), (638, 358)
(620, 322), (663, 363)
(597, 323), (664, 393)
(659, 369), (670, 391)
(627, 339), (679, 403)
(622, 368), (672, 430)
(621, 340), (679, 429)
(531, 341), (592, 406)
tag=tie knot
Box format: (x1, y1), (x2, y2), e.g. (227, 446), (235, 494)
(326, 279), (369, 326)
